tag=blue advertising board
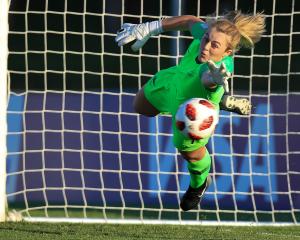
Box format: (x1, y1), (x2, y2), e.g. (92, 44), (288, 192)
(6, 92), (300, 212)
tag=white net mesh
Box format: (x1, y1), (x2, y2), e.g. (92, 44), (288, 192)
(6, 0), (300, 224)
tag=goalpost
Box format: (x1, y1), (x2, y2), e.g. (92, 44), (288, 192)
(4, 0), (300, 225)
(0, 0), (8, 222)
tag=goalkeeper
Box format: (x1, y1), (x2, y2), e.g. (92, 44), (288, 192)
(115, 11), (265, 211)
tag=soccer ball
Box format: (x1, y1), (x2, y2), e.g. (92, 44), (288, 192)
(175, 98), (219, 140)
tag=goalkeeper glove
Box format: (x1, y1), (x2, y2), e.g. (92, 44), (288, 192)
(206, 60), (231, 93)
(115, 20), (163, 51)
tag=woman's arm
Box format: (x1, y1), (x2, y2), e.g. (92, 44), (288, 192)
(115, 15), (204, 51)
(161, 15), (204, 32)
(201, 61), (231, 92)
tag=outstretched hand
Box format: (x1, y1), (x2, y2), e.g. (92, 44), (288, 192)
(207, 60), (231, 92)
(115, 21), (162, 51)
(115, 23), (151, 51)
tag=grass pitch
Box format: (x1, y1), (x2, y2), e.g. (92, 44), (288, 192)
(0, 222), (299, 240)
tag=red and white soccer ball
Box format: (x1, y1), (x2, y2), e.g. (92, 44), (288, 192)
(175, 98), (219, 140)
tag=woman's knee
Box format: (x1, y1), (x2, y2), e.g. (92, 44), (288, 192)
(133, 88), (160, 117)
(180, 147), (206, 162)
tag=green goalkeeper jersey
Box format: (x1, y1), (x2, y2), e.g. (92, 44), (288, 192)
(174, 22), (234, 109)
(143, 22), (234, 151)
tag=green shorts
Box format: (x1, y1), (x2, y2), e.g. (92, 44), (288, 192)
(143, 68), (178, 115)
(143, 68), (223, 152)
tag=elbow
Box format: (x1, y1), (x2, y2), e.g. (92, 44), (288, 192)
(184, 15), (204, 30)
(184, 15), (202, 23)
(161, 15), (203, 32)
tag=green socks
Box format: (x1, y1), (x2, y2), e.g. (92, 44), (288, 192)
(187, 149), (211, 189)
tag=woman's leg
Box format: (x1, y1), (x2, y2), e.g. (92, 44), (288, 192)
(133, 87), (160, 117)
(180, 147), (211, 188)
(179, 146), (212, 211)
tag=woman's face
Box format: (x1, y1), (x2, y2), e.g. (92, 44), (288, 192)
(198, 27), (233, 63)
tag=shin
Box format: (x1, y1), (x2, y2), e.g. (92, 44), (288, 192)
(180, 147), (211, 188)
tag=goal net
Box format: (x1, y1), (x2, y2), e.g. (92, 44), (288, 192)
(4, 0), (300, 224)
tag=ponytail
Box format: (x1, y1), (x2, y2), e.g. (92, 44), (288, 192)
(227, 11), (265, 48)
(207, 11), (266, 50)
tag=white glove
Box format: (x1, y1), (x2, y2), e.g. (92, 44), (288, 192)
(207, 60), (231, 93)
(115, 21), (163, 51)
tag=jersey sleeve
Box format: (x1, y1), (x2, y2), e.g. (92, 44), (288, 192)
(206, 86), (225, 107)
(221, 56), (234, 74)
(190, 22), (208, 40)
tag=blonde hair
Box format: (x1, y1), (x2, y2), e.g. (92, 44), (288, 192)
(207, 11), (266, 50)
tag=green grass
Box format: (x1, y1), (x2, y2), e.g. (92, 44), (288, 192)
(0, 222), (299, 240)
(12, 205), (300, 223)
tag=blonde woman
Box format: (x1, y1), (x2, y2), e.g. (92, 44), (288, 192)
(115, 11), (265, 211)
